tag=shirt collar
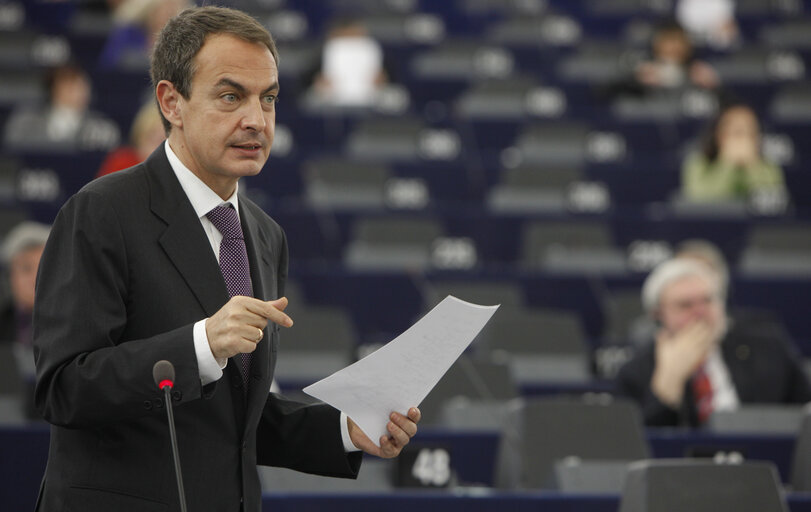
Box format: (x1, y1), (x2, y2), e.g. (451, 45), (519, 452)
(164, 140), (240, 219)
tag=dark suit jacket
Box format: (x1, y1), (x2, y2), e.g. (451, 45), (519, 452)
(32, 146), (361, 512)
(615, 316), (811, 427)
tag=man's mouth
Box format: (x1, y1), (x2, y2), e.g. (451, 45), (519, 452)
(232, 143), (262, 150)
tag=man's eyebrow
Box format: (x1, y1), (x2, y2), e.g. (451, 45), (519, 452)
(213, 78), (279, 95)
(262, 81), (280, 95)
(214, 78), (247, 94)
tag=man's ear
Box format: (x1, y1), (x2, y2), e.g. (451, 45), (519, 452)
(156, 80), (183, 130)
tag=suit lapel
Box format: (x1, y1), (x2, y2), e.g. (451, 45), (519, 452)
(145, 148), (229, 317)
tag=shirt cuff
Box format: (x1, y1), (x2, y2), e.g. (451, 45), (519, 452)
(340, 412), (361, 452)
(194, 319), (226, 386)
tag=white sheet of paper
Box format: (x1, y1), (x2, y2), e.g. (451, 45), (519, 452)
(303, 295), (499, 446)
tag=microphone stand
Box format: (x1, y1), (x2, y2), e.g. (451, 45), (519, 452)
(162, 384), (188, 512)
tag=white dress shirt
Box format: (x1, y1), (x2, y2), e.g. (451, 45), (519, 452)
(704, 345), (741, 412)
(164, 141), (358, 451)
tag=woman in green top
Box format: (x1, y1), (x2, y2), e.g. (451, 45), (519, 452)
(681, 103), (786, 202)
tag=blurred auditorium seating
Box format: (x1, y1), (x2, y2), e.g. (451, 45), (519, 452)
(619, 459), (788, 512)
(790, 404), (811, 492)
(494, 397), (649, 490)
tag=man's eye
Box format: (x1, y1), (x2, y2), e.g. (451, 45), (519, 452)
(264, 94), (278, 104)
(222, 93), (237, 102)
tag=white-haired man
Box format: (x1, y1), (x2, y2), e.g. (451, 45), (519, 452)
(0, 221), (51, 420)
(616, 258), (810, 427)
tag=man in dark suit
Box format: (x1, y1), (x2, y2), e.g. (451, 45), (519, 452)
(33, 7), (419, 512)
(616, 258), (811, 427)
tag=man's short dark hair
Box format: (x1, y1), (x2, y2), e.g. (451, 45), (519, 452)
(150, 6), (279, 134)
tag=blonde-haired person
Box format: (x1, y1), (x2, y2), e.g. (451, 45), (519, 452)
(615, 258), (810, 427)
(96, 101), (165, 177)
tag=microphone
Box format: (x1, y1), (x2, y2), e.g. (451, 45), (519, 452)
(152, 360), (188, 512)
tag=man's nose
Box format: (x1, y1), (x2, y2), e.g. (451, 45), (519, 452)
(241, 98), (267, 131)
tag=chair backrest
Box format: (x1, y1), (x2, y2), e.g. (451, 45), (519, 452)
(495, 397), (650, 489)
(344, 216), (444, 270)
(352, 216), (443, 247)
(273, 307), (356, 381)
(746, 223), (811, 252)
(620, 459), (788, 512)
(515, 122), (588, 166)
(521, 220), (627, 274)
(475, 307), (586, 355)
(790, 403), (811, 491)
(423, 280), (523, 311)
(601, 288), (645, 344)
(304, 157), (389, 209)
(709, 404), (805, 435)
(419, 355), (518, 426)
(279, 307), (356, 352)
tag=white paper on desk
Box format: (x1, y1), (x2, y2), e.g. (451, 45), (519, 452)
(303, 295), (499, 446)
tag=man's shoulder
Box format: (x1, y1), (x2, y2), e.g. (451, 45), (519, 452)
(77, 161), (150, 201)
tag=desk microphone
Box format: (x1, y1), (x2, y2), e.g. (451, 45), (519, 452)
(153, 360), (188, 512)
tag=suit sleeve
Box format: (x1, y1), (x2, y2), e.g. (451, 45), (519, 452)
(615, 348), (684, 427)
(256, 396), (361, 477)
(33, 189), (204, 428)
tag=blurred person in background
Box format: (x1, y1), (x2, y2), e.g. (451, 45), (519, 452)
(615, 258), (811, 427)
(681, 103), (786, 203)
(0, 222), (50, 421)
(600, 19), (719, 102)
(673, 239), (730, 295)
(634, 19), (719, 92)
(677, 0), (740, 50)
(2, 62), (120, 153)
(309, 16), (388, 107)
(98, 0), (189, 70)
(96, 100), (165, 177)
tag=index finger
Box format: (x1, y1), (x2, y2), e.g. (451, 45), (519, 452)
(245, 298), (294, 327)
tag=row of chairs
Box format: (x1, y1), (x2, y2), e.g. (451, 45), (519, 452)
(258, 395), (810, 512)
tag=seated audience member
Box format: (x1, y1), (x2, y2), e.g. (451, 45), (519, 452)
(309, 17), (388, 107)
(0, 222), (50, 420)
(615, 258), (811, 427)
(681, 103), (786, 203)
(2, 62), (120, 153)
(603, 20), (719, 100)
(96, 101), (165, 177)
(98, 0), (188, 70)
(636, 20), (719, 91)
(676, 0), (740, 50)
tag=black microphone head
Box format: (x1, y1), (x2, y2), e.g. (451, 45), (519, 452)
(153, 360), (176, 390)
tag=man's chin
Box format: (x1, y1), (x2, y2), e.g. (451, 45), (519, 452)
(228, 159), (268, 178)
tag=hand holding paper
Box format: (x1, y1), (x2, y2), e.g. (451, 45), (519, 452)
(304, 296), (499, 449)
(346, 408), (421, 458)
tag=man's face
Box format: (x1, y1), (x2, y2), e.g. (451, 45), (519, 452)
(170, 34), (278, 197)
(657, 274), (724, 336)
(10, 245), (44, 312)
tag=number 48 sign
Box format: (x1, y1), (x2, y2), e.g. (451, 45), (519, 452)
(395, 444), (453, 488)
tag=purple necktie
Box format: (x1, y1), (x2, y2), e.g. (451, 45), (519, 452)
(207, 205), (253, 387)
